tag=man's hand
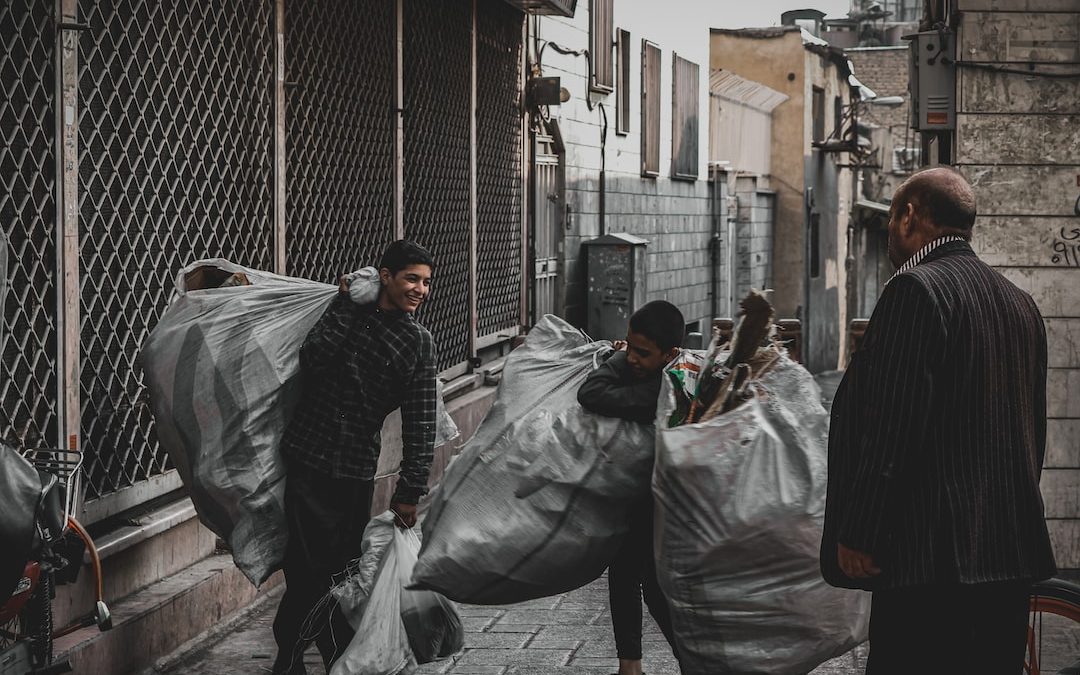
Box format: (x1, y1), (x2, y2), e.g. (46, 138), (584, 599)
(338, 275), (349, 294)
(837, 543), (882, 579)
(390, 502), (417, 529)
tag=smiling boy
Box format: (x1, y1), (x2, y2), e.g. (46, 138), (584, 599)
(272, 240), (437, 674)
(577, 300), (684, 675)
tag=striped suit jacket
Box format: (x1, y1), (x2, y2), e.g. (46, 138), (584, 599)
(821, 240), (1057, 590)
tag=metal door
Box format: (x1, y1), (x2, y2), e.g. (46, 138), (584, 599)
(530, 127), (562, 321)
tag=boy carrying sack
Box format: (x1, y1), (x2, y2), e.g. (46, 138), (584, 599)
(577, 300), (684, 675)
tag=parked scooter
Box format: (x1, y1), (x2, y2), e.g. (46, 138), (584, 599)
(0, 444), (111, 675)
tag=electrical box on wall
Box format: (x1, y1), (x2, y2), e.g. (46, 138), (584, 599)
(905, 30), (956, 131)
(584, 233), (649, 342)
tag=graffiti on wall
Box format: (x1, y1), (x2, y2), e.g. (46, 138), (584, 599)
(1052, 224), (1080, 267)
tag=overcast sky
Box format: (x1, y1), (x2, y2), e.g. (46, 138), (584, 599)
(696, 0), (853, 28)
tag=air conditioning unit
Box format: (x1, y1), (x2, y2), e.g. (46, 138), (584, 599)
(905, 30), (956, 131)
(500, 0), (577, 17)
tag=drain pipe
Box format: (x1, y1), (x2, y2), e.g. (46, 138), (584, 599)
(726, 193), (739, 317)
(598, 103), (608, 236)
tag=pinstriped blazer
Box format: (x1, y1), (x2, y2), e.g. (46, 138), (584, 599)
(821, 240), (1058, 590)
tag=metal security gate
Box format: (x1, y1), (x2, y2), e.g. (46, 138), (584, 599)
(403, 0), (473, 373)
(77, 0), (275, 514)
(475, 0), (524, 345)
(285, 0), (395, 281)
(2, 0), (525, 519)
(0, 1), (59, 451)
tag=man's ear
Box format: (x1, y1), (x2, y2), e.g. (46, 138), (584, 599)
(378, 267), (392, 285)
(664, 346), (680, 363)
(901, 201), (917, 238)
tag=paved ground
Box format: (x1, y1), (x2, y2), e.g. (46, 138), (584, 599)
(158, 573), (870, 675)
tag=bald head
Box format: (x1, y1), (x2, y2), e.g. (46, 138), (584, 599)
(893, 167), (977, 234)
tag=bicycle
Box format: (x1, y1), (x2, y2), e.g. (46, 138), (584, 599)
(0, 445), (112, 675)
(1026, 577), (1080, 675)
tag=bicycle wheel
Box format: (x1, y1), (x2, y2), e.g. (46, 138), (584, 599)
(1026, 578), (1080, 675)
(22, 572), (52, 669)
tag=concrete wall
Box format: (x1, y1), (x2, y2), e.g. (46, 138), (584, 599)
(536, 4), (715, 332)
(806, 43), (854, 371)
(953, 1), (1080, 569)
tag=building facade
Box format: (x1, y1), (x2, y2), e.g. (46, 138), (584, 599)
(530, 0), (718, 341)
(710, 26), (856, 373)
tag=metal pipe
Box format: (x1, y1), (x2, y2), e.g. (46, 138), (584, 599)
(598, 104), (608, 237)
(727, 193), (738, 317)
(468, 0), (478, 362)
(273, 0), (286, 274)
(56, 0), (80, 461)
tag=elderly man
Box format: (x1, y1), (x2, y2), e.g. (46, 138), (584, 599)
(821, 167), (1056, 673)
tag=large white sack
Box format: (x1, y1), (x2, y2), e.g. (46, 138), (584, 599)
(410, 314), (654, 605)
(141, 259), (458, 586)
(653, 353), (870, 675)
(330, 513), (463, 675)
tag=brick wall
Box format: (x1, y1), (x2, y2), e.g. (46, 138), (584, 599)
(846, 47), (912, 153)
(561, 170), (717, 333)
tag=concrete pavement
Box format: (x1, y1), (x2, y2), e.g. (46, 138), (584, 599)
(155, 572), (869, 675)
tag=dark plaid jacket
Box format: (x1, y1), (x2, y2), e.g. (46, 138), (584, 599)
(280, 293), (437, 504)
(821, 240), (1057, 590)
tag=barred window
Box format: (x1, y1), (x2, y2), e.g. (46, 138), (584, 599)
(615, 28), (630, 135)
(671, 53), (699, 180)
(640, 39), (660, 177)
(589, 0), (613, 93)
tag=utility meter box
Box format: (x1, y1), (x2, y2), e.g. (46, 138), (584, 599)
(583, 233), (648, 342)
(905, 30), (956, 131)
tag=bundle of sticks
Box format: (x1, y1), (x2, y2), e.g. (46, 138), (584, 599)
(671, 290), (784, 426)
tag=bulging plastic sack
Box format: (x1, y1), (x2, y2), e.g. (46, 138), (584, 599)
(330, 512), (463, 675)
(410, 314), (655, 605)
(653, 352), (870, 675)
(141, 259), (458, 586)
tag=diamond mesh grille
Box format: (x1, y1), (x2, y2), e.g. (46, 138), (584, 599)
(78, 0), (275, 500)
(476, 0), (523, 337)
(403, 0), (472, 370)
(0, 1), (58, 449)
(285, 0), (396, 282)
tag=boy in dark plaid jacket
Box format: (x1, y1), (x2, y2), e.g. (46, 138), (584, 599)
(272, 240), (437, 675)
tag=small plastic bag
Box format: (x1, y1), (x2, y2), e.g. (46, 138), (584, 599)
(330, 514), (463, 675)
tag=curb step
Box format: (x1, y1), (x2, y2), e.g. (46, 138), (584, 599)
(54, 554), (281, 674)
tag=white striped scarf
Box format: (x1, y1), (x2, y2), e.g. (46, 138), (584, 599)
(886, 235), (969, 285)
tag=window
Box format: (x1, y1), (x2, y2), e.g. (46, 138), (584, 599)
(834, 95), (843, 139)
(589, 0), (613, 93)
(812, 86), (825, 143)
(615, 29), (630, 135)
(809, 211), (821, 278)
(671, 53), (700, 180)
(640, 39), (661, 176)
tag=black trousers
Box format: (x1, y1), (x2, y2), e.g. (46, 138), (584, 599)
(866, 581), (1031, 674)
(272, 463), (374, 675)
(608, 498), (678, 661)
